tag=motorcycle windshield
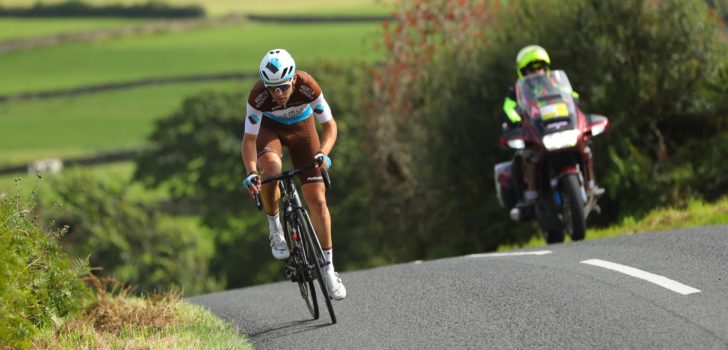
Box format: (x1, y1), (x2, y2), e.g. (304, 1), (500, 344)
(515, 70), (577, 136)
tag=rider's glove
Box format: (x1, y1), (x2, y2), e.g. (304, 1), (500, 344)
(314, 152), (331, 170)
(243, 171), (260, 190)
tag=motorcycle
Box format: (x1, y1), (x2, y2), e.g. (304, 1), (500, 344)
(494, 70), (609, 243)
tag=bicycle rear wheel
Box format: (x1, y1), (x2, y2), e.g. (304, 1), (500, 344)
(298, 208), (336, 324)
(284, 212), (319, 319)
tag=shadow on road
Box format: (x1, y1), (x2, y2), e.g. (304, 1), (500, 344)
(248, 318), (333, 342)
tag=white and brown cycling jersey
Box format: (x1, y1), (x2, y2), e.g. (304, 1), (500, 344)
(244, 70), (333, 134)
(244, 71), (334, 184)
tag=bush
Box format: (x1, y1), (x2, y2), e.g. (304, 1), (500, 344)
(47, 171), (221, 295)
(0, 187), (90, 349)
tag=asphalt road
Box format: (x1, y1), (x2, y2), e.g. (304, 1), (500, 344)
(188, 225), (728, 349)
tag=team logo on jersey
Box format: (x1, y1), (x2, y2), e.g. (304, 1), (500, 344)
(314, 104), (325, 114)
(254, 90), (269, 108)
(248, 115), (260, 124)
(300, 85), (315, 99)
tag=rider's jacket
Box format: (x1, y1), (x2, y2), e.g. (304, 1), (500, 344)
(502, 86), (521, 127)
(244, 71), (333, 135)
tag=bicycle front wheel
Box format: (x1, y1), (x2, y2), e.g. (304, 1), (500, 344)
(298, 208), (337, 324)
(284, 211), (319, 319)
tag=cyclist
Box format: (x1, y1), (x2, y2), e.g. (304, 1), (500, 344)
(241, 49), (346, 300)
(502, 45), (602, 219)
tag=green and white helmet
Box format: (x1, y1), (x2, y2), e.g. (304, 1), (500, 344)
(516, 45), (551, 78)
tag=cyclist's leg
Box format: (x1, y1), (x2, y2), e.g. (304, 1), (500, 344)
(284, 117), (330, 248)
(284, 118), (345, 299)
(301, 182), (331, 249)
(257, 121), (288, 259)
(256, 122), (284, 215)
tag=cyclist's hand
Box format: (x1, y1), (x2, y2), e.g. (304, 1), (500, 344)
(243, 172), (261, 198)
(314, 152), (331, 170)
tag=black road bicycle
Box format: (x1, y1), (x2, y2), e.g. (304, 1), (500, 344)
(255, 162), (336, 324)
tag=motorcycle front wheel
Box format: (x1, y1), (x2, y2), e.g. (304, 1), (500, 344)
(560, 174), (587, 241)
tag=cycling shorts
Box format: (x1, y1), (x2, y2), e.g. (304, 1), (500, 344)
(256, 116), (324, 185)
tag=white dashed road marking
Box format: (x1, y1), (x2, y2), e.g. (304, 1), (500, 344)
(581, 259), (701, 295)
(466, 250), (552, 258)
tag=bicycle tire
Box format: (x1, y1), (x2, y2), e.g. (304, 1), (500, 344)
(298, 208), (337, 324)
(284, 210), (319, 319)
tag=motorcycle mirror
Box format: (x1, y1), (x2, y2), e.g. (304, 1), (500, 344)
(507, 139), (526, 149)
(588, 114), (610, 137)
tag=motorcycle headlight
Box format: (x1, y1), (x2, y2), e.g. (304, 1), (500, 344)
(542, 129), (579, 150)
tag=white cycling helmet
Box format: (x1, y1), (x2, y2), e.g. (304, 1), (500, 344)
(259, 49), (296, 86)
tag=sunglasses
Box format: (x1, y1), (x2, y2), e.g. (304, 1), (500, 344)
(265, 80), (293, 94)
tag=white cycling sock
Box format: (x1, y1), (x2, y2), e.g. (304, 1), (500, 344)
(267, 212), (283, 237)
(323, 248), (334, 273)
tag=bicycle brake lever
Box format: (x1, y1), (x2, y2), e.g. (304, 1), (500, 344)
(322, 168), (332, 189)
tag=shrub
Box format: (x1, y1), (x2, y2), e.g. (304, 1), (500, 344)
(0, 187), (90, 349)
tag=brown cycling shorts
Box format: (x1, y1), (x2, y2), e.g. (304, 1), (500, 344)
(256, 116), (323, 184)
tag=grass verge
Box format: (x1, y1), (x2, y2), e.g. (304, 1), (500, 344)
(498, 196), (728, 250)
(32, 276), (251, 350)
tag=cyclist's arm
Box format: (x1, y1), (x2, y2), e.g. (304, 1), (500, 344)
(242, 102), (263, 174)
(319, 119), (337, 155)
(242, 134), (258, 174)
(311, 93), (337, 154)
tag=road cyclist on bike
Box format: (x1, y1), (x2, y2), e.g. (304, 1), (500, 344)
(241, 48), (346, 300)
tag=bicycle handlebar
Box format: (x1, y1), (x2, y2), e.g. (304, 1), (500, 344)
(254, 162), (331, 211)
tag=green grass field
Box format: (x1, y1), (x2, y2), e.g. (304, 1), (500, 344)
(0, 18), (148, 41)
(0, 0), (391, 17)
(0, 1), (386, 190)
(0, 21), (383, 95)
(0, 18), (383, 166)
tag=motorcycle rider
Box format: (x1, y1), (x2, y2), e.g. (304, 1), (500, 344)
(501, 45), (603, 219)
